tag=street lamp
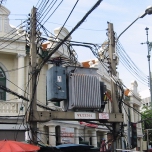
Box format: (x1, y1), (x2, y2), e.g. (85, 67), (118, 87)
(117, 5), (152, 41)
(115, 5), (152, 150)
(141, 28), (152, 105)
(116, 5), (152, 104)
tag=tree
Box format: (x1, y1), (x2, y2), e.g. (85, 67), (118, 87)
(141, 105), (152, 142)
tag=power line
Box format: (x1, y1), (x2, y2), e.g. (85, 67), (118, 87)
(46, 21), (106, 31)
(41, 0), (64, 26)
(38, 0), (103, 70)
(47, 0), (79, 53)
(116, 42), (148, 86)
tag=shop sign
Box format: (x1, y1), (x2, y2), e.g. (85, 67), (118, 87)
(61, 127), (74, 144)
(79, 121), (98, 128)
(75, 112), (96, 119)
(99, 113), (109, 119)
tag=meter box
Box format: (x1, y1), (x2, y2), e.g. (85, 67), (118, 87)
(47, 65), (67, 101)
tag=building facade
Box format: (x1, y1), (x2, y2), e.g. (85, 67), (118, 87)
(124, 81), (143, 151)
(139, 89), (151, 109)
(0, 5), (27, 140)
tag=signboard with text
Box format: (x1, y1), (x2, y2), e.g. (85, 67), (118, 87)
(99, 113), (109, 119)
(74, 112), (96, 119)
(61, 127), (74, 144)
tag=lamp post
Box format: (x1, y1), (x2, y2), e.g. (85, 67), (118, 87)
(141, 28), (152, 105)
(115, 5), (152, 150)
(117, 5), (152, 41)
(116, 5), (152, 105)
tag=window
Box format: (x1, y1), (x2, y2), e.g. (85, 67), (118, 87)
(0, 68), (6, 100)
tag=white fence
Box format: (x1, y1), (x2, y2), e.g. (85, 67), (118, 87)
(0, 101), (26, 116)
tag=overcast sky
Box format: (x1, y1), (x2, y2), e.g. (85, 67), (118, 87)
(3, 0), (152, 92)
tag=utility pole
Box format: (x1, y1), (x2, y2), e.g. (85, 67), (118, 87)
(141, 27), (152, 106)
(29, 6), (37, 144)
(145, 27), (152, 106)
(108, 22), (120, 151)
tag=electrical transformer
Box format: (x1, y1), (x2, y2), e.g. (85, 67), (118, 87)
(47, 65), (105, 111)
(66, 66), (104, 110)
(47, 65), (67, 101)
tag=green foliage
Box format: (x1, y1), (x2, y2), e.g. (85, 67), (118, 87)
(142, 105), (152, 128)
(141, 105), (152, 141)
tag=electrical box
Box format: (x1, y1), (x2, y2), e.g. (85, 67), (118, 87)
(47, 65), (67, 101)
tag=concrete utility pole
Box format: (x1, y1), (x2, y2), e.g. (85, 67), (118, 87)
(108, 22), (120, 151)
(145, 27), (152, 106)
(141, 27), (152, 106)
(29, 6), (37, 144)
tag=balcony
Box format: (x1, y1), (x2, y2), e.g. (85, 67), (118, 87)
(0, 100), (26, 116)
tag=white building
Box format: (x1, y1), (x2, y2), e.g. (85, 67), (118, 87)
(0, 5), (27, 140)
(123, 81), (143, 151)
(139, 89), (151, 110)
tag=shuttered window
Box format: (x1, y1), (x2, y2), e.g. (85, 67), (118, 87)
(0, 68), (6, 100)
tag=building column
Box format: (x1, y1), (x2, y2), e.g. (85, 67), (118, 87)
(103, 132), (108, 150)
(137, 107), (141, 128)
(84, 128), (89, 143)
(130, 103), (134, 122)
(140, 137), (143, 151)
(103, 133), (107, 141)
(75, 128), (79, 144)
(38, 125), (47, 144)
(17, 54), (26, 114)
(92, 129), (97, 147)
(17, 53), (25, 98)
(48, 125), (56, 146)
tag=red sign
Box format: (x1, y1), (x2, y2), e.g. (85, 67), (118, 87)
(79, 121), (98, 128)
(99, 113), (109, 119)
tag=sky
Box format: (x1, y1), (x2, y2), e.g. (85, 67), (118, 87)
(3, 0), (152, 92)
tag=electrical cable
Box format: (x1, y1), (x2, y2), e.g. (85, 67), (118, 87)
(116, 42), (148, 85)
(39, 0), (61, 25)
(40, 0), (79, 54)
(0, 34), (25, 51)
(37, 0), (102, 70)
(118, 41), (148, 79)
(36, 0), (42, 8)
(117, 49), (148, 86)
(4, 65), (29, 72)
(38, 0), (50, 16)
(117, 47), (148, 84)
(46, 21), (106, 31)
(0, 20), (27, 45)
(38, 0), (56, 21)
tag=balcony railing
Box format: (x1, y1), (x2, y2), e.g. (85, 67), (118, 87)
(0, 100), (26, 116)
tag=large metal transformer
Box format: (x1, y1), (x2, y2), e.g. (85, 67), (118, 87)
(66, 66), (104, 110)
(47, 66), (105, 111)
